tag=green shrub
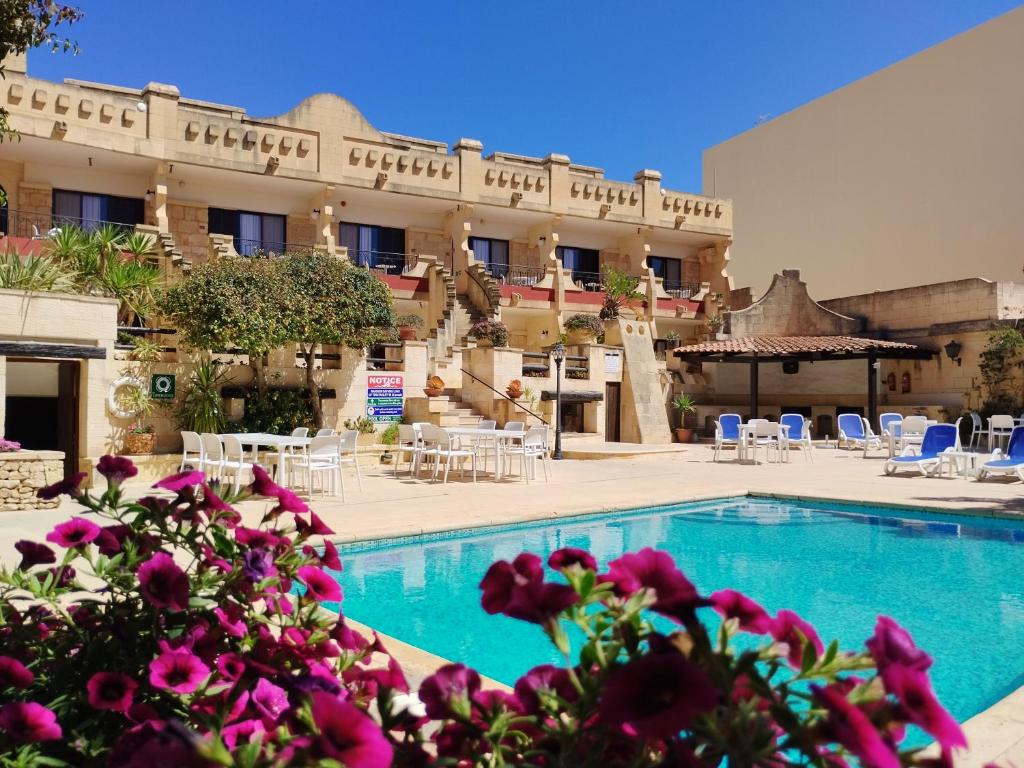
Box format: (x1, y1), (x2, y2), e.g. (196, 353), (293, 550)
(343, 415), (376, 435)
(564, 313), (603, 335)
(237, 388), (314, 434)
(380, 421), (400, 445)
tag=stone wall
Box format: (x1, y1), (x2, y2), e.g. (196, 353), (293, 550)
(407, 228), (449, 260)
(167, 201), (209, 265)
(728, 270), (861, 338)
(0, 451), (65, 511)
(286, 214), (317, 247)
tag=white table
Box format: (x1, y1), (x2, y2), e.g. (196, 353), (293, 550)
(443, 427), (528, 480)
(738, 423), (790, 463)
(937, 449), (985, 478)
(223, 433), (311, 482)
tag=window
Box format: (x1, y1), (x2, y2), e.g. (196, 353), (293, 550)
(648, 256), (682, 288)
(339, 222), (406, 271)
(555, 246), (600, 287)
(468, 236), (509, 277)
(208, 208), (286, 256)
(52, 189), (144, 231)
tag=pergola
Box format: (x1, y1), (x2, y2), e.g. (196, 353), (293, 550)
(673, 335), (934, 427)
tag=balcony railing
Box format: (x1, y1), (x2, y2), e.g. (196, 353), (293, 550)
(570, 271), (607, 292)
(661, 279), (702, 299)
(348, 249), (418, 275)
(488, 263), (546, 286)
(232, 238), (325, 257)
(0, 208), (139, 239)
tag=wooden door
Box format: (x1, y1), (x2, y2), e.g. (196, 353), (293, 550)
(605, 383), (621, 442)
(56, 361), (80, 478)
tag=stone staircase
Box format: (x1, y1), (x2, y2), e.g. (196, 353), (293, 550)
(452, 294), (485, 344)
(405, 388), (489, 427)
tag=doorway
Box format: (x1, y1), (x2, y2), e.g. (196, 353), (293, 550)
(5, 360), (80, 476)
(604, 383), (621, 442)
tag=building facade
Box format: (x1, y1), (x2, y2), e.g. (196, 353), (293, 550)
(702, 6), (1024, 299)
(0, 53), (734, 470)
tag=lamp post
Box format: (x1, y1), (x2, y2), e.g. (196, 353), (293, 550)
(551, 342), (565, 460)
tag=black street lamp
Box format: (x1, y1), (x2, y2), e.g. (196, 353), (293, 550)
(551, 342), (565, 460)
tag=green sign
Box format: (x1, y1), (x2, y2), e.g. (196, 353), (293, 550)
(150, 374), (176, 400)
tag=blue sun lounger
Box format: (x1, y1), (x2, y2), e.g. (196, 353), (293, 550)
(978, 426), (1024, 481)
(884, 424), (958, 476)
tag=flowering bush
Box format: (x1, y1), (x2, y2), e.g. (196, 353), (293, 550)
(0, 438), (21, 452)
(468, 319), (509, 347)
(0, 459), (971, 767)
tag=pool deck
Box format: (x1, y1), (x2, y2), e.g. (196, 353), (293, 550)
(1, 443), (1022, 765)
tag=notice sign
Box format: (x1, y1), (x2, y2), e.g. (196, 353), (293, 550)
(366, 374), (404, 423)
(150, 374), (176, 400)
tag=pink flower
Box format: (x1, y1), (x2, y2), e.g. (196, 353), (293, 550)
(149, 650), (210, 694)
(0, 655), (33, 688)
(603, 548), (707, 623)
(548, 547), (597, 571)
(97, 454), (138, 486)
(213, 605), (246, 638)
(310, 691), (393, 767)
(252, 678), (290, 723)
(419, 663), (481, 719)
(882, 665), (965, 750)
(216, 653), (246, 683)
(866, 616), (932, 673)
(771, 609), (825, 667)
(598, 647), (717, 738)
(0, 702), (62, 743)
(250, 465), (310, 514)
(13, 540), (55, 570)
(222, 718), (265, 751)
(45, 516), (101, 548)
(87, 671), (137, 712)
(199, 483), (235, 513)
(137, 552), (190, 611)
(813, 684), (900, 768)
(295, 510), (335, 536)
(710, 589), (774, 634)
(479, 553), (578, 624)
(153, 471), (204, 491)
(37, 471), (87, 500)
(297, 566), (342, 603)
(514, 664), (577, 714)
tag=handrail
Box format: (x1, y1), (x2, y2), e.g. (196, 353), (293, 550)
(460, 367), (549, 425)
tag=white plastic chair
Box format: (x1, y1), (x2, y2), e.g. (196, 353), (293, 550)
(504, 425), (550, 483)
(221, 435), (255, 492)
(748, 421), (786, 463)
(338, 430), (363, 491)
(395, 423), (423, 476)
(421, 425), (477, 484)
(291, 427), (310, 438)
(200, 433), (224, 480)
(289, 434), (342, 500)
(478, 420), (497, 430)
(989, 415), (1015, 452)
(779, 414), (813, 463)
(713, 414), (742, 462)
(315, 428), (335, 437)
(967, 412), (984, 451)
(180, 431), (204, 472)
(897, 416), (929, 454)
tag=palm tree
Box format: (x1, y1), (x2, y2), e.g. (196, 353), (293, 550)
(0, 247), (77, 292)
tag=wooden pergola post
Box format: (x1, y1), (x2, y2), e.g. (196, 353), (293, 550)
(867, 354), (878, 431)
(749, 355), (759, 419)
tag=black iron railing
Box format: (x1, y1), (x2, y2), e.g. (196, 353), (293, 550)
(232, 238), (321, 257)
(0, 208), (139, 239)
(661, 279), (702, 299)
(570, 271), (606, 292)
(365, 342), (404, 371)
(522, 351), (550, 377)
(488, 263), (546, 286)
(348, 250), (418, 274)
(461, 367), (548, 425)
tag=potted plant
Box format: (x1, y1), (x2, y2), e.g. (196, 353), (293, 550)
(379, 420), (399, 463)
(665, 330), (680, 345)
(671, 393), (698, 443)
(468, 319), (509, 348)
(506, 379), (524, 400)
(395, 314), (424, 341)
(707, 315), (725, 336)
(564, 313), (603, 344)
(424, 375), (445, 397)
(118, 382), (157, 454)
(125, 422), (156, 454)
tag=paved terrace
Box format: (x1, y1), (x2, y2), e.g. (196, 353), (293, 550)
(1, 444), (1022, 766)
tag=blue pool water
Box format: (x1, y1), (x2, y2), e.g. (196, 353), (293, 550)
(333, 497), (1024, 722)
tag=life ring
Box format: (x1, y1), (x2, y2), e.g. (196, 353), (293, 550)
(107, 375), (146, 419)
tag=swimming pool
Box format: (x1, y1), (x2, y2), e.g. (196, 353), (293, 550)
(332, 496), (1024, 723)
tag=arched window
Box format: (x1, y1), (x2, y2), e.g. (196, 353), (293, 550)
(886, 372), (896, 391)
(901, 372), (912, 394)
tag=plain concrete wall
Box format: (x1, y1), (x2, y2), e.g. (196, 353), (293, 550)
(702, 6), (1024, 299)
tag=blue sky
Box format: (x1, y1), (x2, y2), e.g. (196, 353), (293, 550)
(27, 0), (1022, 193)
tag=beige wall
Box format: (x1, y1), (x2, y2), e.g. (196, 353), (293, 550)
(702, 6), (1024, 299)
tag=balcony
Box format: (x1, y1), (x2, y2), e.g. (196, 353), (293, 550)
(348, 249), (418, 275)
(569, 271), (607, 292)
(0, 208), (140, 239)
(661, 279), (703, 300)
(486, 263), (546, 287)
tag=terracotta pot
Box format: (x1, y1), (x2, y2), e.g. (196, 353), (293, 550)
(506, 391), (523, 400)
(566, 329), (598, 345)
(399, 327), (417, 341)
(124, 432), (155, 455)
(380, 452), (393, 464)
(423, 387), (444, 397)
(675, 428), (695, 444)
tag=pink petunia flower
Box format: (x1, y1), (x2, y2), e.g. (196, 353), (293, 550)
(710, 589), (774, 634)
(881, 664), (965, 751)
(0, 702), (62, 743)
(250, 465), (310, 514)
(153, 471), (205, 492)
(771, 609), (825, 667)
(418, 663), (481, 720)
(36, 471), (87, 501)
(148, 650), (210, 694)
(0, 655), (34, 688)
(137, 552), (190, 611)
(216, 653), (246, 683)
(222, 718), (266, 751)
(514, 663), (577, 714)
(45, 517), (101, 548)
(87, 671), (137, 713)
(213, 605), (246, 639)
(548, 547), (597, 571)
(866, 616), (932, 673)
(297, 566), (343, 603)
(97, 454), (138, 486)
(602, 548), (708, 623)
(13, 540), (55, 570)
(310, 691), (394, 767)
(813, 684), (900, 768)
(479, 553), (577, 624)
(251, 677), (290, 723)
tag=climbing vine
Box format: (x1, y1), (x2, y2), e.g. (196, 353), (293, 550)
(978, 326), (1024, 416)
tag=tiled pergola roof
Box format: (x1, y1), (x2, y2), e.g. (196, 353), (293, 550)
(673, 335), (921, 357)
